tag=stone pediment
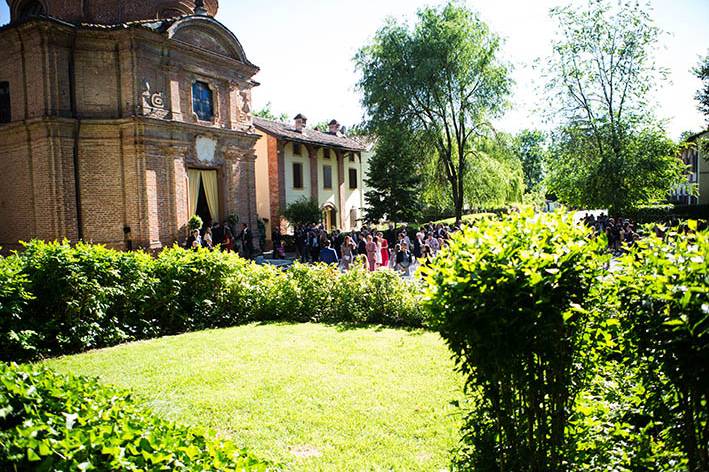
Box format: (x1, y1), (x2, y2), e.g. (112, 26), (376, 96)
(168, 17), (251, 65)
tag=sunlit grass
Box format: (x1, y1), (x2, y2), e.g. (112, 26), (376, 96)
(45, 323), (464, 471)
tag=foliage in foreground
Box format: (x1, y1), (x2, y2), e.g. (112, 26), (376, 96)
(0, 241), (424, 362)
(0, 362), (271, 471)
(616, 225), (708, 471)
(423, 210), (607, 471)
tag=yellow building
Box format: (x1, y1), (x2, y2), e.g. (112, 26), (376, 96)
(672, 130), (709, 206)
(253, 115), (368, 248)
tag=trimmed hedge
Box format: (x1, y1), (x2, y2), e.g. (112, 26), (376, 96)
(616, 224), (708, 471)
(0, 362), (271, 471)
(423, 210), (608, 471)
(0, 241), (424, 363)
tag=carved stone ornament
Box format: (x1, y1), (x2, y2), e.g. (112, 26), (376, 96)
(141, 81), (170, 119)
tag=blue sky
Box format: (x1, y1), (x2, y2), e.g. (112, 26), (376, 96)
(1, 0), (707, 138)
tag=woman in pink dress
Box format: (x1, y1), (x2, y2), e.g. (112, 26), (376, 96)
(379, 232), (389, 268)
(365, 234), (378, 271)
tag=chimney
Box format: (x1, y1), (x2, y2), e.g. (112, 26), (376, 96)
(328, 119), (341, 135)
(294, 113), (307, 133)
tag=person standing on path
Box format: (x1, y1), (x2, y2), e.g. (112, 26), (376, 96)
(365, 234), (378, 272)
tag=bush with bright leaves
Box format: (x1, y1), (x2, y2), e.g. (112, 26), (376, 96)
(615, 223), (708, 472)
(0, 363), (271, 471)
(423, 209), (607, 471)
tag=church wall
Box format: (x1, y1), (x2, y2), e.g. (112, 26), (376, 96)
(77, 122), (127, 246)
(0, 15), (261, 250)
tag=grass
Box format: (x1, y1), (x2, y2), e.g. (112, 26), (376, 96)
(44, 323), (464, 471)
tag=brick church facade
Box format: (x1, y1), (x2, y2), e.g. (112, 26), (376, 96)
(0, 0), (261, 250)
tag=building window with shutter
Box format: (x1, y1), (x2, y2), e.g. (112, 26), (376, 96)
(293, 142), (302, 156)
(323, 165), (333, 190)
(192, 81), (213, 121)
(0, 82), (10, 124)
(323, 149), (331, 159)
(349, 168), (358, 190)
(293, 162), (303, 189)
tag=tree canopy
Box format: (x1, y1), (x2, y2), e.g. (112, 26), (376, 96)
(694, 52), (709, 121)
(544, 0), (683, 212)
(356, 1), (511, 221)
(364, 126), (425, 224)
(514, 130), (547, 192)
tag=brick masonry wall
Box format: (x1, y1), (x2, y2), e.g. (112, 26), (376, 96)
(0, 17), (261, 251)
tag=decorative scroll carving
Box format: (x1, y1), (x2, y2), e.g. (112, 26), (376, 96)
(141, 81), (170, 119)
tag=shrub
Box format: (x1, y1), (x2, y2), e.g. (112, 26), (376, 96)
(622, 204), (709, 223)
(149, 247), (242, 334)
(0, 241), (425, 363)
(616, 224), (708, 471)
(7, 241), (155, 359)
(0, 255), (34, 360)
(423, 209), (607, 471)
(0, 363), (271, 471)
(283, 197), (321, 228)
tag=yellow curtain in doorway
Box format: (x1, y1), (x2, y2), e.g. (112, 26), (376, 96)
(200, 170), (220, 222)
(188, 169), (202, 216)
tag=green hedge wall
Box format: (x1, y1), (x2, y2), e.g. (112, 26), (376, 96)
(0, 362), (271, 470)
(0, 241), (424, 363)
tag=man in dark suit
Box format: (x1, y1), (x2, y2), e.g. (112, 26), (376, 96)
(239, 223), (254, 259)
(319, 240), (339, 265)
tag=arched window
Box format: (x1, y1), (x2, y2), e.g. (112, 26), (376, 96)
(192, 81), (213, 121)
(17, 0), (45, 20)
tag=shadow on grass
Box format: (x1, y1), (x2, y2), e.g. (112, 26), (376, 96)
(251, 319), (429, 336)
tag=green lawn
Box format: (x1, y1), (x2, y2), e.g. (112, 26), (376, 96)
(44, 323), (464, 471)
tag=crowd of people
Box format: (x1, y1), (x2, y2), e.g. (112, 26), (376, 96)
(181, 210), (680, 273)
(185, 222), (255, 258)
(581, 214), (641, 254)
(292, 222), (461, 275)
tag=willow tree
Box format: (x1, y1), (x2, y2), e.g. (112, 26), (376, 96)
(355, 1), (510, 221)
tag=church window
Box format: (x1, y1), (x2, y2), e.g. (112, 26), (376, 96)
(192, 81), (214, 121)
(0, 82), (10, 124)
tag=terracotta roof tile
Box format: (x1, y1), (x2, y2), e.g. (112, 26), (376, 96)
(253, 117), (365, 152)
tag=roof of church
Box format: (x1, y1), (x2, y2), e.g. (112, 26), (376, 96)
(253, 117), (366, 152)
(0, 14), (257, 68)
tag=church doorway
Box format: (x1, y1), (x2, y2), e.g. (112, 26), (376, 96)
(188, 169), (220, 230)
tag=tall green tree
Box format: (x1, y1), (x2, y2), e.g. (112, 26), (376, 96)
(694, 52), (709, 120)
(356, 1), (510, 221)
(364, 126), (425, 224)
(544, 0), (683, 212)
(514, 130), (547, 191)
